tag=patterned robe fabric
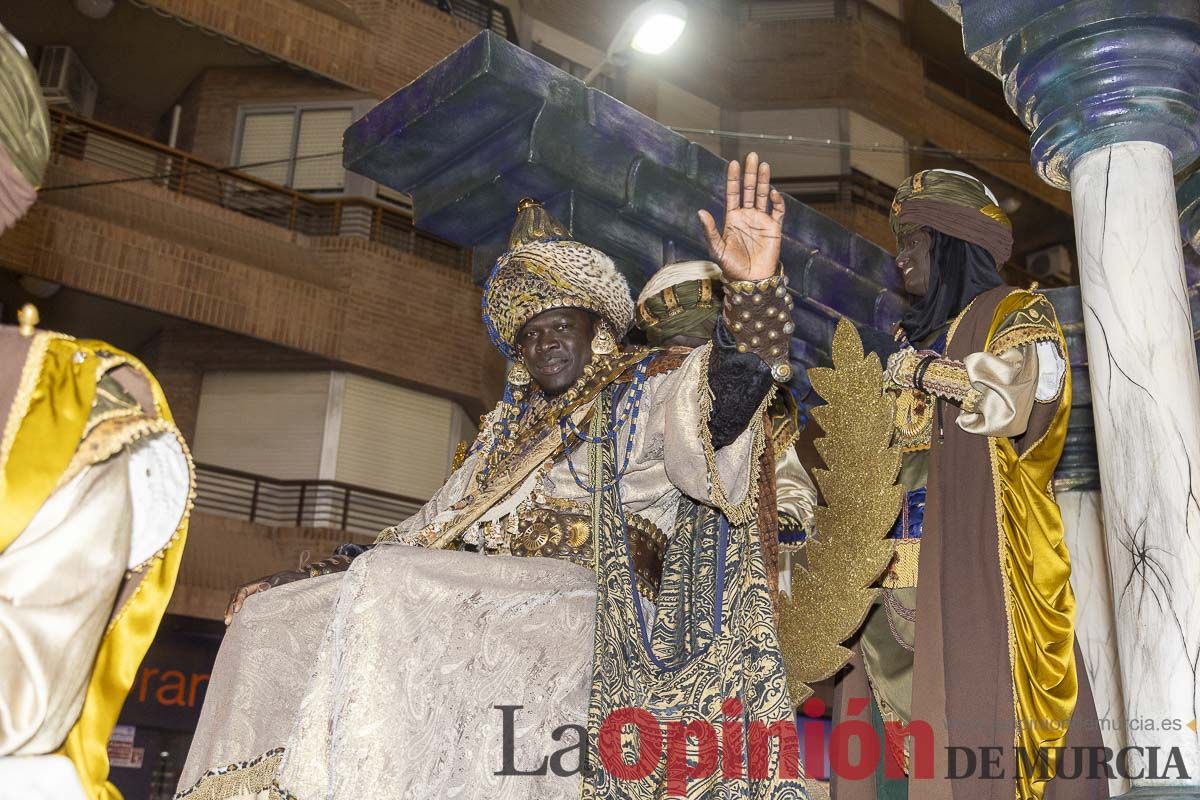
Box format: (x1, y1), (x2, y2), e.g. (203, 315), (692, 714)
(585, 390), (806, 799)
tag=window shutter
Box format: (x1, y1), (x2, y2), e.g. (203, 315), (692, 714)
(237, 112), (294, 186)
(335, 374), (454, 499)
(746, 0), (836, 21)
(375, 182), (413, 211)
(848, 111), (908, 188)
(193, 371), (331, 479)
(293, 108), (351, 192)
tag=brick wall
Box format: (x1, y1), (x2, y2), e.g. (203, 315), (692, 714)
(144, 0), (474, 98)
(143, 0), (374, 91)
(0, 160), (504, 419)
(351, 0), (478, 94)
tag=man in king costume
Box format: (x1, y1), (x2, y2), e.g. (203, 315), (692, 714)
(178, 155), (813, 800)
(827, 169), (1107, 800)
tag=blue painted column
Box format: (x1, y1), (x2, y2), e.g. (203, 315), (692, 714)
(958, 1), (1200, 795)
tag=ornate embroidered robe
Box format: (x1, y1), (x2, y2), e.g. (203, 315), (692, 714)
(829, 287), (1108, 800)
(178, 344), (812, 800)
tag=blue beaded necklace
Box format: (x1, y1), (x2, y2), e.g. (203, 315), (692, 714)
(558, 354), (653, 494)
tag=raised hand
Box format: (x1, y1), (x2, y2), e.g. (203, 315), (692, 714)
(697, 152), (785, 282)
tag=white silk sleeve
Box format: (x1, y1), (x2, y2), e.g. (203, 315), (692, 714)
(0, 453), (132, 756)
(774, 445), (817, 533)
(1033, 340), (1068, 402)
(652, 344), (772, 523)
(957, 340), (1066, 438)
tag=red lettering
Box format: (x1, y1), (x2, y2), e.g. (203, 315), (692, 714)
(829, 698), (878, 781)
(883, 719), (933, 779)
(721, 697), (744, 779)
(598, 707), (662, 781)
(747, 720), (800, 780)
(665, 720), (718, 795)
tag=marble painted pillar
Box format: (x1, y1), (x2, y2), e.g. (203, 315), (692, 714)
(1059, 489), (1130, 798)
(1068, 142), (1200, 786)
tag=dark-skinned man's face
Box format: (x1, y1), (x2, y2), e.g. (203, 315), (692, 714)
(517, 307), (598, 396)
(896, 227), (933, 297)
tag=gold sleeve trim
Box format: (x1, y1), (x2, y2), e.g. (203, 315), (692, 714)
(920, 357), (983, 412)
(987, 293), (1060, 357)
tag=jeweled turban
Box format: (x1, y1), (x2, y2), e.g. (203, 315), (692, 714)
(482, 199), (635, 360)
(890, 169), (1013, 266)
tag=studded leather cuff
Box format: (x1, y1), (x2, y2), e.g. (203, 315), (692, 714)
(721, 271), (795, 383)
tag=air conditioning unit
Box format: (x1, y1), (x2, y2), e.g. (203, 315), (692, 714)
(38, 45), (98, 117)
(1026, 244), (1073, 283)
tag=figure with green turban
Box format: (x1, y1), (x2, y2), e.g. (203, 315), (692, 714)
(635, 258), (819, 605)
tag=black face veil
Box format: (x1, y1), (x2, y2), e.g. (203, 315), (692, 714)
(899, 228), (1005, 345)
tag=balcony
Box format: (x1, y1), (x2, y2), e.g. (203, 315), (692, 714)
(420, 0), (520, 42)
(47, 108), (469, 271)
(166, 463), (426, 618)
(193, 463), (424, 537)
(3, 107), (499, 408)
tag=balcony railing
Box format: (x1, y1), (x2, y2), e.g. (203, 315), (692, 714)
(193, 462), (425, 537)
(775, 170), (897, 217)
(421, 0), (519, 42)
(46, 108), (469, 271)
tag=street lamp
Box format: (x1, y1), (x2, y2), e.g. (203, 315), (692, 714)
(584, 0), (688, 85)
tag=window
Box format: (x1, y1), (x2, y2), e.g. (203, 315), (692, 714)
(235, 105), (354, 193)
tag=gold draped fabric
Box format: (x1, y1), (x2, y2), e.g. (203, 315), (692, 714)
(0, 335), (95, 554)
(986, 292), (1077, 800)
(1, 332), (192, 800)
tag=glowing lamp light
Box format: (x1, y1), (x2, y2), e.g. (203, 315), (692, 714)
(629, 11), (687, 55)
(584, 0), (688, 85)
